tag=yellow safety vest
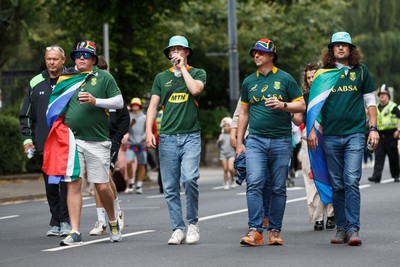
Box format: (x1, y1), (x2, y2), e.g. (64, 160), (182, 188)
(377, 101), (398, 130)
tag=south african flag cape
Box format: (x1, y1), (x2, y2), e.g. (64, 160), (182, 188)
(306, 68), (345, 205)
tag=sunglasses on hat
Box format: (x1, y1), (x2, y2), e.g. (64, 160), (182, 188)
(46, 46), (65, 56)
(75, 52), (92, 60)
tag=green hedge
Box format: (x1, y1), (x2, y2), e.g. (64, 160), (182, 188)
(0, 114), (26, 174)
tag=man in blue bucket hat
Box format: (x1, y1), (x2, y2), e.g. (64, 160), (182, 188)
(236, 38), (305, 246)
(146, 35), (206, 245)
(308, 32), (379, 246)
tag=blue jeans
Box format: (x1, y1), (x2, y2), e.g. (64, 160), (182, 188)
(323, 133), (364, 233)
(159, 131), (201, 231)
(245, 135), (292, 232)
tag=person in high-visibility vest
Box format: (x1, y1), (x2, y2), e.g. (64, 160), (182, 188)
(368, 84), (400, 183)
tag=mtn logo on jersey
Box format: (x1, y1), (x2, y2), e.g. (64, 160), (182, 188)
(169, 93), (188, 103)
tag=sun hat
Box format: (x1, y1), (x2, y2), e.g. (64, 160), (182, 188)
(130, 97), (142, 107)
(220, 117), (233, 127)
(163, 35), (193, 59)
(249, 38), (278, 63)
(70, 40), (98, 64)
(328, 32), (356, 48)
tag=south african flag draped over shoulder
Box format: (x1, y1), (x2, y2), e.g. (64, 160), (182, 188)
(306, 68), (345, 205)
(42, 71), (90, 184)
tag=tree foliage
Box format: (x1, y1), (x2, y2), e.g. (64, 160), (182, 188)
(1, 0), (388, 128)
(342, 0), (400, 99)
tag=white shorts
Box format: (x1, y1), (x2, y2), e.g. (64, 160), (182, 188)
(76, 139), (111, 184)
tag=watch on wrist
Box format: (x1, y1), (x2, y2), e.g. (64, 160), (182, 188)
(283, 102), (287, 109)
(370, 125), (379, 132)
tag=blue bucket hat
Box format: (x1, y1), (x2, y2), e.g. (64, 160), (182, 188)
(249, 38), (278, 63)
(328, 32), (356, 48)
(163, 35), (193, 59)
(70, 40), (98, 64)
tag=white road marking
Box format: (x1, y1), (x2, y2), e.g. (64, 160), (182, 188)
(199, 209), (248, 221)
(147, 192), (184, 199)
(0, 215), (20, 220)
(42, 230), (155, 252)
(200, 196), (308, 221)
(381, 179), (395, 184)
(82, 203), (96, 208)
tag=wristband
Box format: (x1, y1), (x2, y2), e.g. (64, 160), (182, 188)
(370, 125), (379, 132)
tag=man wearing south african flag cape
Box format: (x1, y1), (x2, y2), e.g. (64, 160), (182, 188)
(43, 41), (124, 246)
(307, 32), (379, 246)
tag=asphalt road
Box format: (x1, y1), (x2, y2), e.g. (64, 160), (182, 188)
(0, 166), (399, 267)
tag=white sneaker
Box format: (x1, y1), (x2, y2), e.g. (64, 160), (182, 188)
(109, 220), (122, 242)
(168, 229), (186, 245)
(230, 181), (236, 189)
(224, 183), (229, 191)
(117, 210), (124, 231)
(89, 221), (107, 236)
(136, 187), (143, 194)
(186, 224), (200, 244)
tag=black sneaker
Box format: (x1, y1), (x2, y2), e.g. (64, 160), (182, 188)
(326, 216), (336, 230)
(314, 221), (324, 231)
(394, 177), (399, 183)
(368, 176), (380, 183)
(347, 230), (362, 246)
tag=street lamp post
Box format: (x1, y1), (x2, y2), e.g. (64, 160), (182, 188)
(228, 0), (239, 115)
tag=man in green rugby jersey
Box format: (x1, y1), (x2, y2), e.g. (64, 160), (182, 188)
(236, 38), (305, 246)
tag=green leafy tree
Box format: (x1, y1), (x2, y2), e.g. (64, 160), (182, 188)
(342, 0), (400, 99)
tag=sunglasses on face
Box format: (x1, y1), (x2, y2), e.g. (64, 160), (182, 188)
(251, 50), (266, 57)
(75, 52), (92, 59)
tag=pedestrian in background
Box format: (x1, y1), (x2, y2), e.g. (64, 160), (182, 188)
(146, 35), (206, 245)
(308, 32), (378, 246)
(126, 97), (147, 194)
(236, 38), (305, 246)
(89, 55), (129, 236)
(217, 117), (236, 190)
(19, 45), (71, 237)
(293, 62), (336, 232)
(368, 84), (400, 183)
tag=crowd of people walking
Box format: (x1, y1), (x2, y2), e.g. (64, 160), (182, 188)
(20, 31), (399, 248)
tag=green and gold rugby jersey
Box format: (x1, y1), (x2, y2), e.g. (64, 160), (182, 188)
(321, 63), (376, 135)
(151, 66), (206, 134)
(241, 67), (303, 138)
(65, 68), (121, 141)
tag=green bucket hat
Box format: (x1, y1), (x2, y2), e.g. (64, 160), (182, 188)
(163, 35), (193, 59)
(328, 32), (356, 48)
